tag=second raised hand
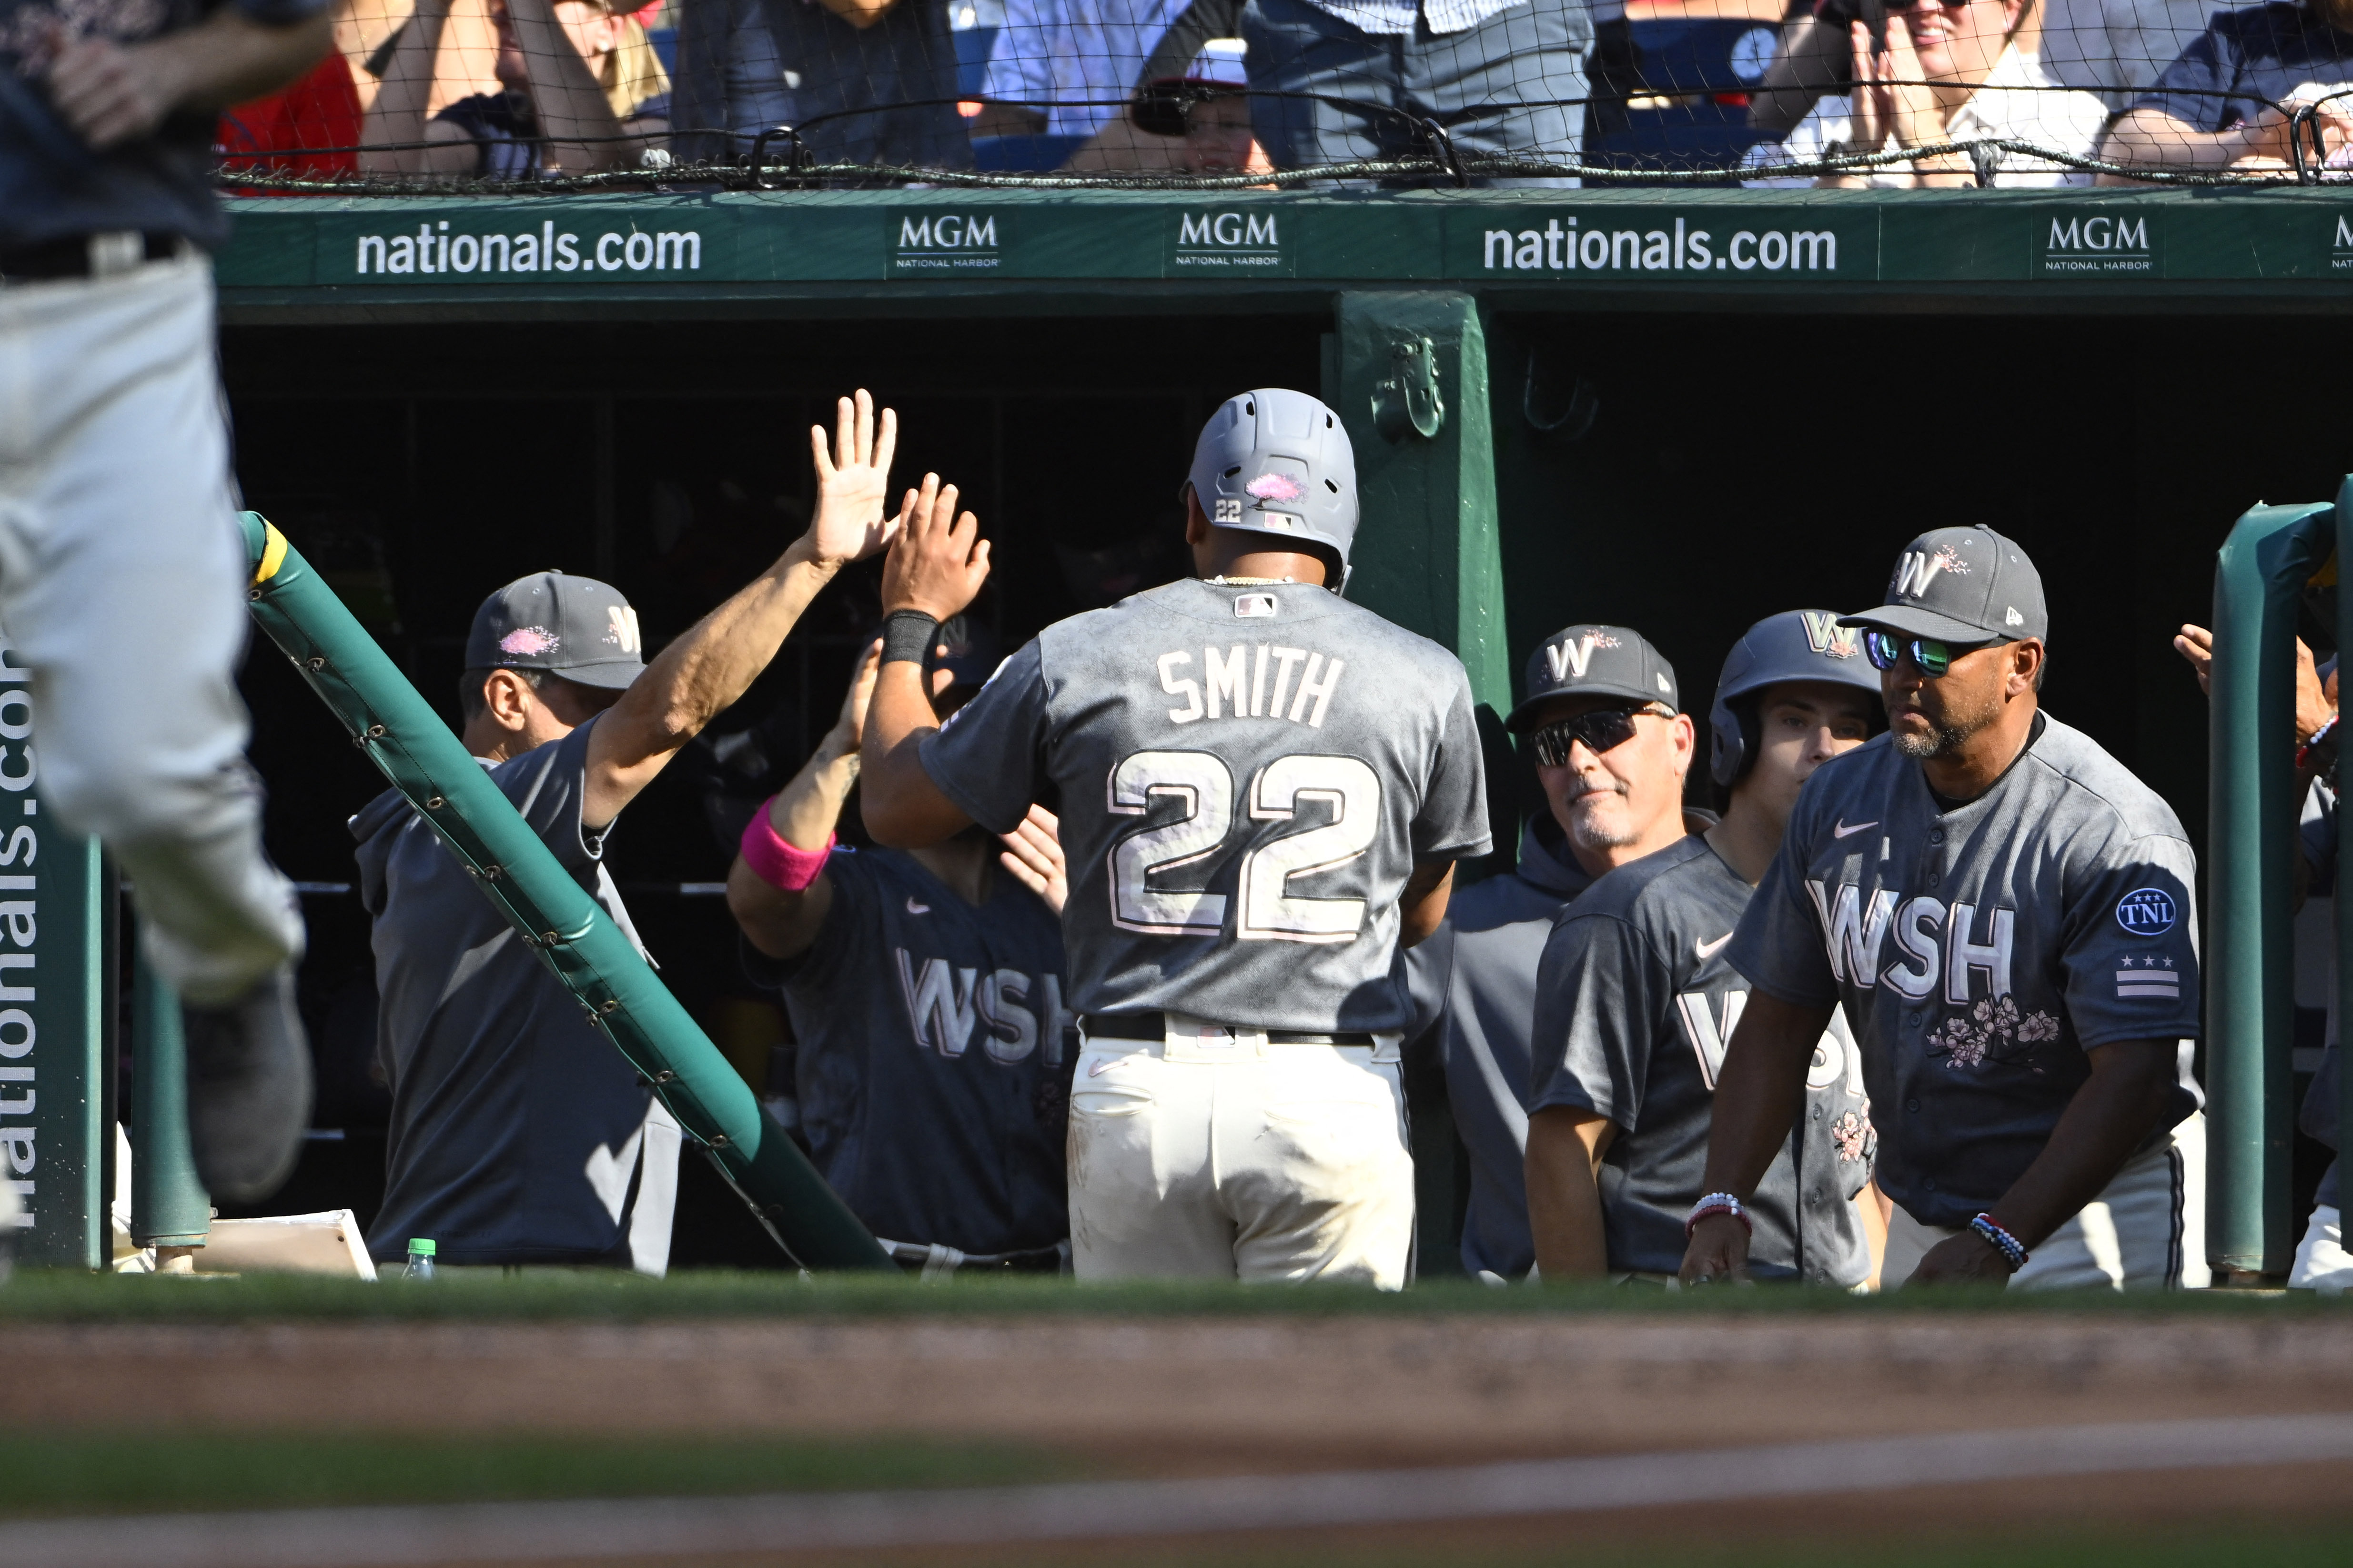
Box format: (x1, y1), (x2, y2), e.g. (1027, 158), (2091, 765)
(881, 472), (991, 622)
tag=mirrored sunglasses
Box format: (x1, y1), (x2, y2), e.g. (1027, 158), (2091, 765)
(1528, 704), (1671, 767)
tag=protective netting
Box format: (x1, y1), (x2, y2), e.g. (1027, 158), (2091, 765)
(212, 0), (2353, 191)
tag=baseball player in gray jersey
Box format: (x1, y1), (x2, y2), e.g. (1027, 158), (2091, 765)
(1685, 527), (2207, 1290)
(858, 390), (1491, 1287)
(1525, 615), (1882, 1285)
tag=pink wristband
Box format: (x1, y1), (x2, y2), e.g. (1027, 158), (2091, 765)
(740, 801), (834, 892)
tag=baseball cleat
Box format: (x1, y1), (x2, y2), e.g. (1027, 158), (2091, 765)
(183, 966), (314, 1204)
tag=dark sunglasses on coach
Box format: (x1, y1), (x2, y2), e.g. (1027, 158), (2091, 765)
(1862, 630), (1998, 677)
(1528, 704), (1671, 766)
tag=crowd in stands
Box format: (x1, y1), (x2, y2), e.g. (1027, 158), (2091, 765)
(205, 0), (2353, 180)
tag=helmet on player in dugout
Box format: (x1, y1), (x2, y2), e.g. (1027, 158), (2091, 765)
(1708, 609), (1885, 789)
(1184, 389), (1359, 594)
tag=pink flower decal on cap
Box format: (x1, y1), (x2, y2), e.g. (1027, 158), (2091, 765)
(1245, 473), (1305, 503)
(500, 627), (559, 657)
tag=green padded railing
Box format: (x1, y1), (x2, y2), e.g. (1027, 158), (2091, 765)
(2207, 493), (2338, 1277)
(239, 512), (891, 1271)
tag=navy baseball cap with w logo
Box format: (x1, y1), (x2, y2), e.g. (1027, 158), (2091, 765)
(465, 571), (646, 691)
(1840, 526), (2049, 645)
(1506, 623), (1679, 730)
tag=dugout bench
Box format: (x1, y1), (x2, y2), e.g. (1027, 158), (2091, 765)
(17, 182), (2353, 1278)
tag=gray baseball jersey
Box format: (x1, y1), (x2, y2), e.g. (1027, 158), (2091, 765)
(919, 577), (1492, 1033)
(1530, 834), (1876, 1283)
(1727, 713), (2203, 1230)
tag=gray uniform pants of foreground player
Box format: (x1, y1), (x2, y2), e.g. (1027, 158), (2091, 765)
(1242, 0), (1589, 181)
(1881, 1114), (2209, 1290)
(0, 254), (303, 1003)
(1070, 1019), (1417, 1287)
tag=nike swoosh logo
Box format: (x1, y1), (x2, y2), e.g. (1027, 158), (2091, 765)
(906, 898), (931, 915)
(1832, 819), (1879, 839)
(1696, 933), (1732, 960)
(1088, 1058), (1116, 1077)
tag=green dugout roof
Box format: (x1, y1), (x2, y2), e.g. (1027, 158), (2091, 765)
(216, 186), (2353, 318)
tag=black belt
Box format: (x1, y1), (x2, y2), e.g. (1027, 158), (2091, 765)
(0, 231), (184, 285)
(1079, 1010), (1377, 1046)
(878, 1237), (1068, 1275)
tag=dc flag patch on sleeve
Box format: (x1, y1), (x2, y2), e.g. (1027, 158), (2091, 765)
(2116, 955), (2181, 1000)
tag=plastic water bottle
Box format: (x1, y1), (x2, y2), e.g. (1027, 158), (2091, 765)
(404, 1238), (436, 1280)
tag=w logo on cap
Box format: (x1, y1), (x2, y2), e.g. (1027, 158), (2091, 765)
(1799, 611), (1859, 659)
(608, 605), (642, 655)
(1892, 546), (1970, 599)
(1545, 630), (1622, 681)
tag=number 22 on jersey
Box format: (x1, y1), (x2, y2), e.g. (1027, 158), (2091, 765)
(1107, 750), (1379, 944)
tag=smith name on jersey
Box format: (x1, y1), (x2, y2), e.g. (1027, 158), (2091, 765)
(1727, 714), (2202, 1228)
(919, 577), (1492, 1035)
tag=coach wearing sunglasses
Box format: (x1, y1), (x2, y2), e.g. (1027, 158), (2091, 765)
(1399, 624), (1713, 1281)
(1684, 526), (2209, 1291)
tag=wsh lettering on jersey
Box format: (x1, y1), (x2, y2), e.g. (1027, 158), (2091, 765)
(1158, 645), (1344, 727)
(893, 950), (1071, 1065)
(1807, 880), (2016, 1003)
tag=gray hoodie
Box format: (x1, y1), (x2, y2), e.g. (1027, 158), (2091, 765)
(1401, 814), (1595, 1279)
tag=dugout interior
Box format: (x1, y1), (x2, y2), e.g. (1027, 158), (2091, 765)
(220, 307), (2352, 1269)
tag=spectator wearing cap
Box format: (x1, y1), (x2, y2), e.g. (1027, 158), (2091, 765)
(727, 620), (1076, 1274)
(361, 0), (669, 177)
(1063, 2), (1274, 173)
(356, 391), (900, 1272)
(1397, 623), (1710, 1282)
(1683, 527), (2208, 1292)
(1238, 0), (1591, 181)
(1521, 622), (1882, 1286)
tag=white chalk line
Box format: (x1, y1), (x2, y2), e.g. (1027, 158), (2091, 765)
(14, 1412), (2353, 1568)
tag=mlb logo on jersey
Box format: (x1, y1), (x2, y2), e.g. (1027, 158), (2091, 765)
(1235, 593), (1279, 619)
(2114, 888), (2178, 936)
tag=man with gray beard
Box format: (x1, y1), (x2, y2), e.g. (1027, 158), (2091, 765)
(1684, 528), (2206, 1290)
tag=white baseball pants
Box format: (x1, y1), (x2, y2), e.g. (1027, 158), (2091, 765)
(1882, 1113), (2209, 1290)
(1067, 1020), (1416, 1287)
(0, 251), (303, 1003)
(2291, 1204), (2351, 1293)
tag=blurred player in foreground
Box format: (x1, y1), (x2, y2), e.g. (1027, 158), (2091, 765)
(728, 621), (1079, 1275)
(1525, 615), (1884, 1285)
(357, 392), (901, 1272)
(2, 0), (333, 1199)
(1686, 529), (2207, 1289)
(858, 390), (1491, 1286)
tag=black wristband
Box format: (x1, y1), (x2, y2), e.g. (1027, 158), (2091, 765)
(880, 610), (940, 668)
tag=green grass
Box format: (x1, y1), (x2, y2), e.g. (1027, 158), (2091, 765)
(1088, 1531), (2353, 1568)
(0, 1266), (2347, 1324)
(0, 1431), (1087, 1518)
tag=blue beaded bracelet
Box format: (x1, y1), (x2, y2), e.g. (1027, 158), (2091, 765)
(1969, 1213), (2029, 1272)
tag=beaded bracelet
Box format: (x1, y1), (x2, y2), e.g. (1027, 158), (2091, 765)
(1969, 1212), (2030, 1272)
(1686, 1192), (1752, 1240)
(2299, 711), (2341, 775)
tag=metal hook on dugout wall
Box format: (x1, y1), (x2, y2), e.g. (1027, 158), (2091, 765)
(1372, 335), (1445, 442)
(1522, 347), (1598, 442)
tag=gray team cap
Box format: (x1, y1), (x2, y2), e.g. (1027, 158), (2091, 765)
(1840, 526), (2049, 646)
(465, 571), (646, 691)
(1506, 623), (1679, 731)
